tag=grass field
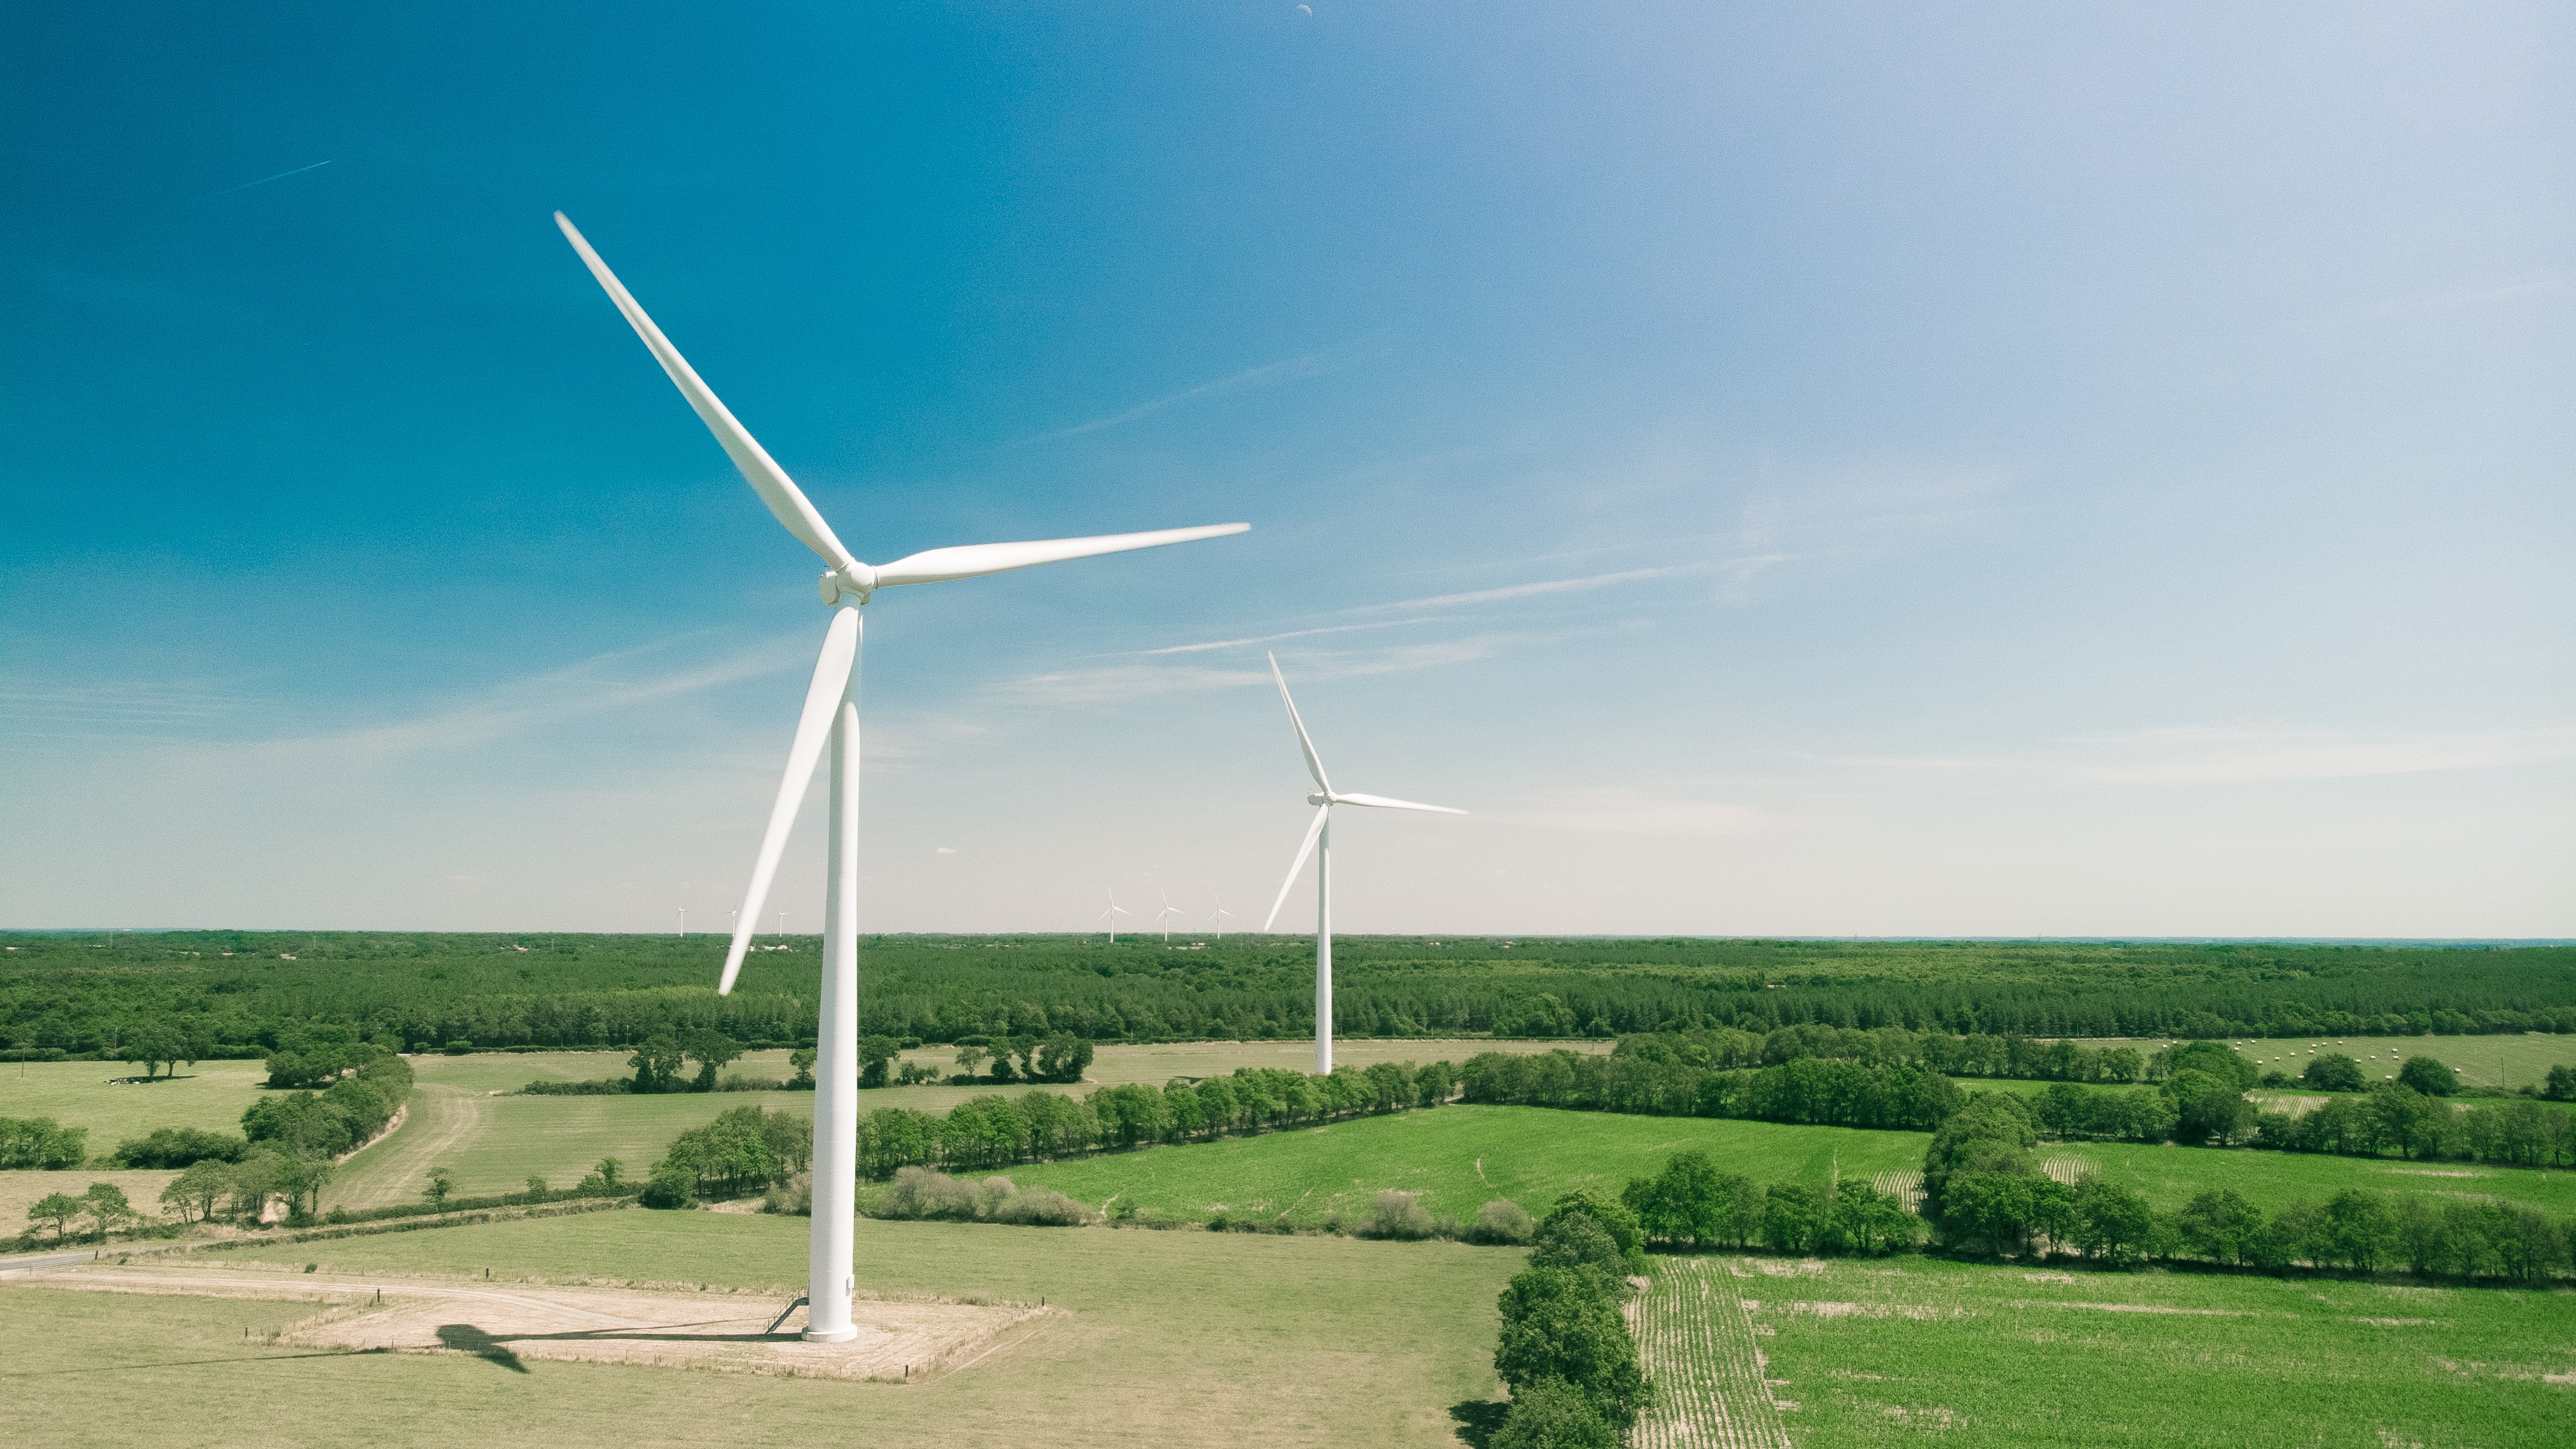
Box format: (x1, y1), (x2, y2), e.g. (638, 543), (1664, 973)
(1007, 1104), (1927, 1227)
(1, 1208), (1520, 1449)
(0, 1058), (272, 1151)
(2066, 1033), (2576, 1092)
(1634, 1250), (2576, 1447)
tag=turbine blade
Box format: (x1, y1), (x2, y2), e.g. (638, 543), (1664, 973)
(1267, 653), (1331, 795)
(871, 523), (1247, 588)
(1262, 804), (1332, 931)
(718, 608), (860, 994)
(554, 213), (861, 576)
(1332, 791), (1467, 815)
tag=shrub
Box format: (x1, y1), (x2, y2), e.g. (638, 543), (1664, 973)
(1471, 1198), (1536, 1245)
(2302, 1054), (2366, 1093)
(984, 1182), (1096, 1226)
(442, 1041), (473, 1055)
(1364, 1189), (1437, 1240)
(876, 1166), (980, 1221)
(763, 1171), (812, 1216)
(112, 1126), (249, 1169)
(519, 1078), (629, 1095)
(638, 1162), (697, 1209)
(1, 1116), (90, 1170)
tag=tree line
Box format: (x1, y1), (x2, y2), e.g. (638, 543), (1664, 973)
(1485, 1193), (1653, 1449)
(10, 932), (2571, 1062)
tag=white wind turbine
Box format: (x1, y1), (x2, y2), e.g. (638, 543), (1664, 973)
(1098, 890), (1132, 943)
(1152, 888), (1184, 942)
(1259, 653), (1464, 1074)
(556, 213), (1245, 1343)
(1208, 892), (1236, 941)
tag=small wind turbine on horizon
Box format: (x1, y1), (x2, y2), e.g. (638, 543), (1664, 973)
(1098, 890), (1133, 943)
(1152, 889), (1184, 942)
(1259, 652), (1464, 1074)
(554, 213), (1245, 1345)
(1208, 892), (1236, 941)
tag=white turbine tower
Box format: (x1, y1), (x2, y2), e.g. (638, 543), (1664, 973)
(1152, 888), (1184, 942)
(557, 213), (1245, 1343)
(1208, 893), (1237, 941)
(1259, 653), (1464, 1074)
(1098, 890), (1132, 943)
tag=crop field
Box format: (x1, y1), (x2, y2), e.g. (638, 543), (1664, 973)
(1630, 1250), (2575, 1447)
(2227, 1033), (2576, 1092)
(0, 1207), (1520, 1449)
(2038, 1140), (2576, 1216)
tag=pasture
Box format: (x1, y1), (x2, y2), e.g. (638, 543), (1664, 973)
(1008, 1104), (1928, 1227)
(0, 1207), (1519, 1449)
(1634, 1250), (2575, 1447)
(2226, 1032), (2576, 1092)
(0, 1057), (271, 1149)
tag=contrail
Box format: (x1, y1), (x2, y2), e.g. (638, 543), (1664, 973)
(211, 160), (333, 197)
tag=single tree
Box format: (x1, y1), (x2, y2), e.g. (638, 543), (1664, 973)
(424, 1166), (456, 1207)
(628, 1033), (686, 1093)
(122, 1021), (190, 1081)
(81, 1182), (135, 1238)
(2302, 1053), (2365, 1093)
(2397, 1056), (2456, 1096)
(685, 1031), (745, 1092)
(29, 1191), (83, 1242)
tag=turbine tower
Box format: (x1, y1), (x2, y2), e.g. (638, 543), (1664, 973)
(1098, 890), (1131, 943)
(1153, 888), (1184, 942)
(1208, 893), (1236, 941)
(557, 213), (1244, 1343)
(1259, 653), (1463, 1074)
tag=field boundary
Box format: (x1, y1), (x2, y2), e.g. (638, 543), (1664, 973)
(1628, 1257), (1790, 1449)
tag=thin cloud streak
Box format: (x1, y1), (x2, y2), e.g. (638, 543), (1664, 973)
(1003, 631), (1569, 706)
(209, 160), (333, 197)
(1140, 617), (1439, 655)
(1819, 725), (2576, 787)
(1025, 354), (1335, 441)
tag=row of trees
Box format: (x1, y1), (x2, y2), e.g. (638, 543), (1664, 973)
(1921, 1093), (2575, 1279)
(15, 932), (2571, 1061)
(1462, 1049), (1965, 1129)
(1487, 1193), (1652, 1449)
(0, 1116), (87, 1169)
(241, 1049), (411, 1157)
(1621, 1151), (1920, 1256)
(642, 1107), (813, 1205)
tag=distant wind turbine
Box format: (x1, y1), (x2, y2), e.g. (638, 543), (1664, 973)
(1152, 889), (1184, 942)
(1098, 890), (1133, 943)
(1208, 893), (1237, 941)
(554, 213), (1244, 1345)
(1259, 653), (1464, 1073)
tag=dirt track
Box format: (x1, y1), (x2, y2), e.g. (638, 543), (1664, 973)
(22, 1263), (1048, 1380)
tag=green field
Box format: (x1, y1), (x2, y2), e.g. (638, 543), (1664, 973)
(0, 1057), (272, 1151)
(1004, 1105), (2576, 1228)
(2226, 1032), (2576, 1092)
(1008, 1104), (1928, 1227)
(1633, 1251), (2575, 1448)
(1, 1208), (1518, 1449)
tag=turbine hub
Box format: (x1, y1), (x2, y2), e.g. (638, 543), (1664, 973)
(819, 566), (874, 606)
(1307, 793), (1331, 807)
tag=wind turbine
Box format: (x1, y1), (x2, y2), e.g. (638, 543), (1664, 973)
(1098, 890), (1132, 943)
(1259, 653), (1464, 1074)
(1208, 892), (1236, 941)
(1152, 888), (1184, 942)
(556, 213), (1245, 1344)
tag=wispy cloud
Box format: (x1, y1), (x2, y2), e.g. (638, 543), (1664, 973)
(1003, 631), (1565, 706)
(1140, 617), (1439, 655)
(1823, 724), (2576, 787)
(1480, 787), (1778, 836)
(1025, 354), (1336, 442)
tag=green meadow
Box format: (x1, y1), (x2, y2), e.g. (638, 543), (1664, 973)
(1655, 1251), (2575, 1447)
(1, 1209), (1519, 1449)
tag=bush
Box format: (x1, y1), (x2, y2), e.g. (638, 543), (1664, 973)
(519, 1079), (629, 1095)
(1364, 1189), (1437, 1240)
(875, 1166), (981, 1221)
(1471, 1198), (1536, 1245)
(111, 1126), (249, 1169)
(2302, 1054), (2366, 1093)
(442, 1041), (473, 1055)
(763, 1171), (812, 1215)
(638, 1163), (697, 1210)
(984, 1181), (1096, 1226)
(1492, 1380), (1618, 1449)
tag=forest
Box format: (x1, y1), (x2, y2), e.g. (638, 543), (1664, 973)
(4, 930), (2572, 1059)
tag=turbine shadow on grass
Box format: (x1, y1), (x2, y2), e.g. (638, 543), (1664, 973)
(1448, 1399), (1509, 1448)
(434, 1324), (530, 1373)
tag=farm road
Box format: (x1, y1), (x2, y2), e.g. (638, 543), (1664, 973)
(330, 1084), (487, 1208)
(1629, 1258), (1790, 1449)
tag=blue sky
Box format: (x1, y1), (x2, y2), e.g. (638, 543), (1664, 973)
(3, 3), (2568, 936)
